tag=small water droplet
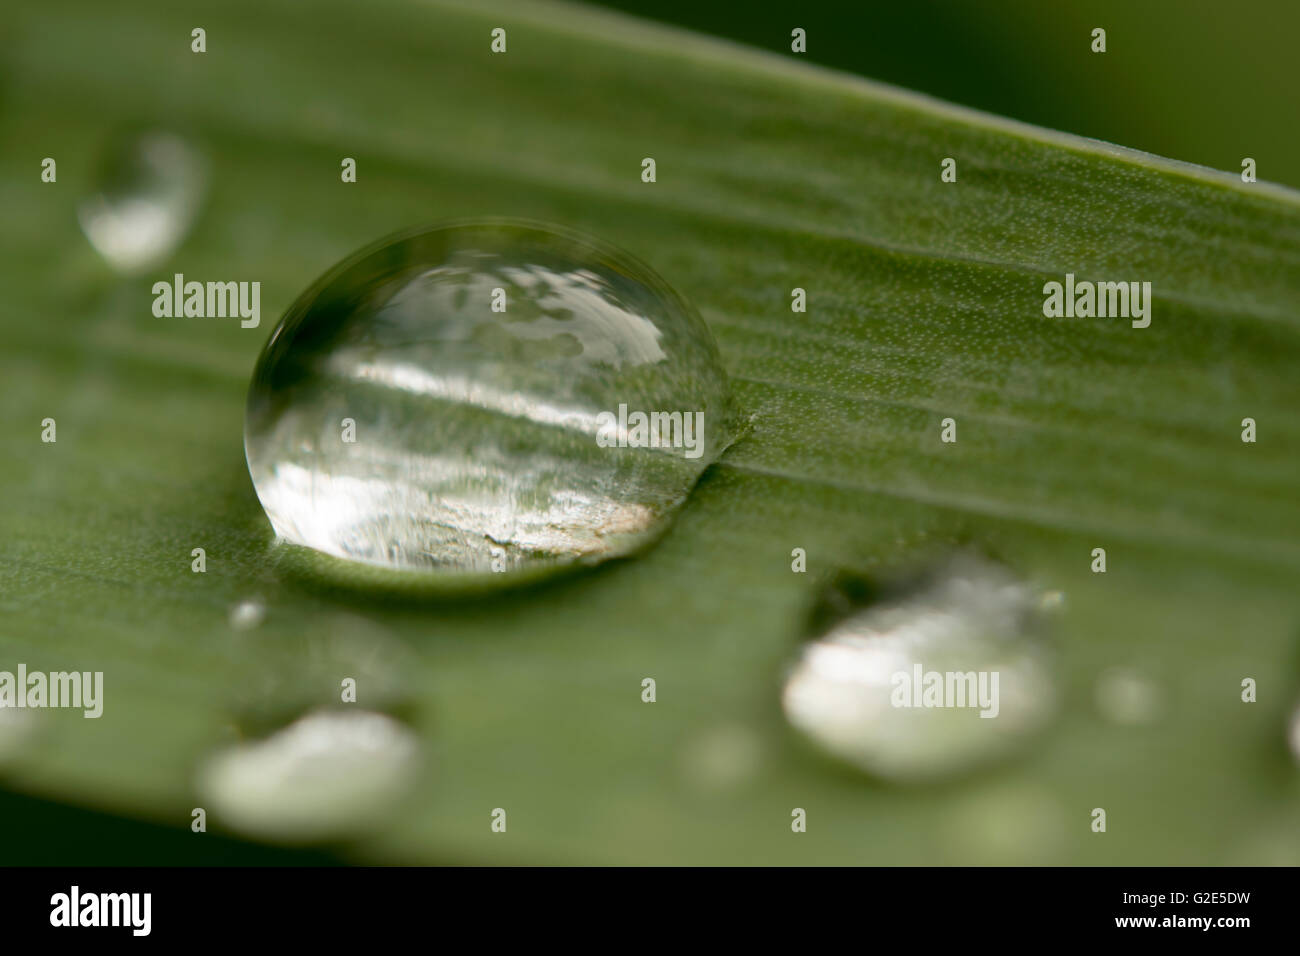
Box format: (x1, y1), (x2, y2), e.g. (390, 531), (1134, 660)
(231, 613), (416, 731)
(1038, 589), (1065, 612)
(782, 555), (1057, 783)
(945, 782), (1066, 863)
(228, 598), (266, 630)
(245, 221), (735, 583)
(1234, 814), (1300, 865)
(681, 723), (763, 792)
(78, 131), (207, 273)
(1094, 668), (1162, 726)
(1287, 701), (1300, 764)
(0, 707), (36, 765)
(195, 709), (419, 843)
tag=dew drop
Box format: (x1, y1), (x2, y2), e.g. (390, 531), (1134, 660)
(1234, 822), (1300, 866)
(231, 613), (416, 732)
(1038, 589), (1065, 612)
(1287, 701), (1300, 765)
(77, 131), (207, 273)
(782, 555), (1057, 783)
(0, 707), (36, 765)
(680, 723), (764, 793)
(228, 598), (266, 631)
(195, 709), (419, 843)
(245, 220), (735, 583)
(945, 782), (1066, 864)
(1094, 667), (1162, 726)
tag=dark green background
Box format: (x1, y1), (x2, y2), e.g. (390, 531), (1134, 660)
(597, 0), (1300, 189)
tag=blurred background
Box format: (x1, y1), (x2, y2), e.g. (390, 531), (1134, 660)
(598, 0), (1300, 188)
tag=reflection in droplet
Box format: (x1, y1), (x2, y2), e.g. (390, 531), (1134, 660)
(1095, 668), (1162, 726)
(195, 709), (419, 843)
(782, 555), (1057, 783)
(244, 221), (736, 583)
(78, 131), (207, 274)
(228, 599), (266, 631)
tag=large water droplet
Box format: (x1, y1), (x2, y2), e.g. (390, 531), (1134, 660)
(782, 555), (1057, 783)
(245, 221), (735, 583)
(196, 709), (419, 843)
(77, 131), (207, 273)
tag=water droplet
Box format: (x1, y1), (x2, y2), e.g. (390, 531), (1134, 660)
(782, 555), (1057, 783)
(245, 221), (735, 583)
(228, 598), (266, 631)
(1038, 589), (1065, 612)
(681, 723), (764, 792)
(231, 612), (416, 732)
(945, 782), (1066, 863)
(0, 707), (36, 765)
(1234, 815), (1300, 865)
(1094, 668), (1162, 726)
(78, 131), (207, 273)
(1287, 701), (1300, 765)
(195, 709), (419, 843)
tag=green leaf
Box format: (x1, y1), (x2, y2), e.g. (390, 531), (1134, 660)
(2, 0), (1298, 864)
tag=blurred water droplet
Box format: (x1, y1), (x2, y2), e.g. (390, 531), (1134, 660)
(681, 723), (763, 792)
(244, 221), (735, 584)
(0, 707), (36, 765)
(946, 782), (1066, 864)
(1233, 814), (1300, 865)
(231, 612), (416, 732)
(1288, 701), (1300, 764)
(1095, 668), (1161, 726)
(78, 131), (207, 273)
(782, 555), (1057, 783)
(228, 599), (266, 631)
(196, 709), (419, 843)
